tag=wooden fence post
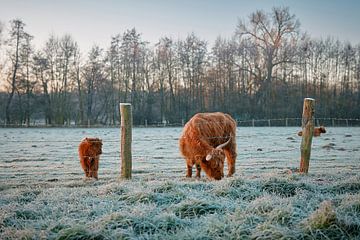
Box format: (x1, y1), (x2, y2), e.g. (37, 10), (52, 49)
(120, 103), (132, 179)
(299, 98), (315, 174)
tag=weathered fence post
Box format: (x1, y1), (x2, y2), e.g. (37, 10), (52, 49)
(299, 98), (315, 174)
(268, 119), (271, 127)
(120, 103), (132, 179)
(252, 119), (255, 127)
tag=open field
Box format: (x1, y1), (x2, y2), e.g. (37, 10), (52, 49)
(1, 127), (360, 239)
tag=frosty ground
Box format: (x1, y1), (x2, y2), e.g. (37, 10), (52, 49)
(0, 127), (359, 239)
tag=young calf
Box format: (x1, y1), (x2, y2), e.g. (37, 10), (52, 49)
(78, 137), (102, 179)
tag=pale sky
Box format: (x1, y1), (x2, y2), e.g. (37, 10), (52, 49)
(1, 0), (360, 53)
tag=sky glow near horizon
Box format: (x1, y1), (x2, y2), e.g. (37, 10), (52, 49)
(0, 0), (360, 53)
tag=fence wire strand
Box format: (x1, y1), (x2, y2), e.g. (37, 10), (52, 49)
(0, 117), (359, 128)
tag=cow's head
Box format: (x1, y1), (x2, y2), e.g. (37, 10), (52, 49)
(319, 126), (326, 134)
(201, 137), (231, 180)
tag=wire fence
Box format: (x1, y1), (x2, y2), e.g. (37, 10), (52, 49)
(0, 117), (359, 128)
(1, 126), (359, 184)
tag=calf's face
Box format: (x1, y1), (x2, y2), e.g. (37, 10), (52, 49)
(88, 139), (102, 155)
(92, 141), (103, 155)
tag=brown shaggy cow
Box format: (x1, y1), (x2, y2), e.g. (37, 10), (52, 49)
(179, 112), (237, 180)
(78, 137), (103, 179)
(298, 126), (326, 137)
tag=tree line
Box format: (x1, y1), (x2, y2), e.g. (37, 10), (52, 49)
(0, 7), (359, 126)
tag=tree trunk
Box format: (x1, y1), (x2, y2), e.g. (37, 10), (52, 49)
(5, 23), (21, 124)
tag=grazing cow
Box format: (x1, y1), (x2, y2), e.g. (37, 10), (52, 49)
(298, 126), (326, 137)
(179, 112), (237, 180)
(78, 137), (103, 179)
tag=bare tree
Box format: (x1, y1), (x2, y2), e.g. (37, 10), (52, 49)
(178, 33), (207, 119)
(105, 34), (122, 124)
(83, 45), (106, 124)
(236, 7), (300, 117)
(33, 51), (51, 124)
(120, 28), (147, 124)
(42, 35), (59, 124)
(5, 19), (28, 124)
(155, 37), (179, 121)
(19, 32), (35, 126)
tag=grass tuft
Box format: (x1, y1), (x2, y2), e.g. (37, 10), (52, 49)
(173, 199), (224, 218)
(261, 178), (308, 197)
(17, 190), (41, 204)
(329, 181), (360, 194)
(55, 226), (105, 240)
(337, 194), (360, 235)
(153, 181), (176, 193)
(251, 222), (298, 240)
(303, 200), (336, 230)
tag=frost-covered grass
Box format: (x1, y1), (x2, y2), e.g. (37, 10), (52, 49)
(0, 127), (359, 239)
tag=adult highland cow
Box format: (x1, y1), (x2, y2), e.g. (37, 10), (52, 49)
(179, 112), (237, 180)
(78, 137), (103, 179)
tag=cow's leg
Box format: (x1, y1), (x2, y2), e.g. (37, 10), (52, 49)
(186, 159), (193, 178)
(195, 163), (201, 178)
(186, 164), (193, 177)
(225, 149), (237, 177)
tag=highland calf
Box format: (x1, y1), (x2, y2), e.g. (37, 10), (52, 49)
(179, 112), (237, 180)
(298, 126), (326, 137)
(78, 137), (103, 179)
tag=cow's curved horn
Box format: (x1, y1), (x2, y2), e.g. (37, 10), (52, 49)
(216, 136), (232, 149)
(206, 154), (212, 161)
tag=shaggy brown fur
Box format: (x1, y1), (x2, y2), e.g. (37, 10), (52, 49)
(298, 126), (326, 137)
(179, 112), (237, 180)
(78, 137), (102, 179)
